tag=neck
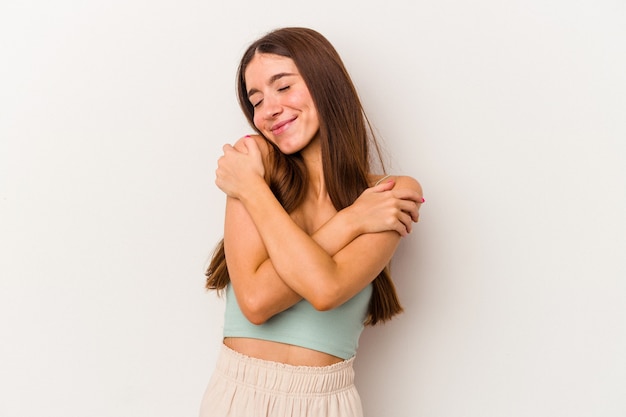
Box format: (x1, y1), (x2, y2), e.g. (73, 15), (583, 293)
(300, 138), (326, 200)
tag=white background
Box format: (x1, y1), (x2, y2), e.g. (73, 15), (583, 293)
(1, 1), (624, 416)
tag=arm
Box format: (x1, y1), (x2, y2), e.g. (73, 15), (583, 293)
(217, 136), (423, 321)
(224, 193), (370, 324)
(234, 173), (421, 311)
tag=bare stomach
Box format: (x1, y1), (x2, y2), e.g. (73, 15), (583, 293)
(223, 337), (343, 367)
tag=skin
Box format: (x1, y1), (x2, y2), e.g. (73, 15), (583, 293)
(215, 53), (424, 366)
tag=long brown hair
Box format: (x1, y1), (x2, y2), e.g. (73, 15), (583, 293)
(206, 27), (402, 325)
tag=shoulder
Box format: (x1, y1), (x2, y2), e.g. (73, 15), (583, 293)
(233, 134), (274, 168)
(233, 134), (271, 156)
(371, 174), (423, 193)
(394, 175), (422, 193)
(250, 134), (272, 155)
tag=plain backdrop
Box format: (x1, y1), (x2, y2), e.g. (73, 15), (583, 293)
(1, 1), (625, 416)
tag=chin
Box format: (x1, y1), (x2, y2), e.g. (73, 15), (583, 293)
(273, 138), (305, 155)
(277, 145), (301, 155)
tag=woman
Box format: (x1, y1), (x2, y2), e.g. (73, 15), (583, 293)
(200, 27), (424, 417)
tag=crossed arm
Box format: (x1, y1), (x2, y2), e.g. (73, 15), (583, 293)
(216, 136), (423, 324)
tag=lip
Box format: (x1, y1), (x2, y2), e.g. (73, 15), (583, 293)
(270, 117), (296, 135)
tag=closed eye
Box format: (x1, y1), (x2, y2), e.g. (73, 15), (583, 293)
(251, 85), (290, 108)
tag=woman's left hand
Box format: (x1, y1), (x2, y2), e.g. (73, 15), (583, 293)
(215, 135), (266, 199)
(346, 178), (423, 237)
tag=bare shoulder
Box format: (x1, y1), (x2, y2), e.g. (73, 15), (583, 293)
(249, 134), (271, 155)
(233, 134), (270, 155)
(371, 174), (423, 193)
(393, 175), (422, 193)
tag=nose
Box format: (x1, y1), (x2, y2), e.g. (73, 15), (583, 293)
(263, 95), (282, 119)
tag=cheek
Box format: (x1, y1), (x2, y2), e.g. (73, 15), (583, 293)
(252, 113), (263, 130)
(288, 91), (309, 107)
(293, 91), (317, 118)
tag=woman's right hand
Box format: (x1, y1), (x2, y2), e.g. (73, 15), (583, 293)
(215, 135), (266, 200)
(346, 178), (424, 237)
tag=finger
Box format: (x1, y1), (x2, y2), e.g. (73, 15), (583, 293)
(222, 143), (236, 154)
(398, 200), (419, 222)
(371, 179), (395, 192)
(243, 136), (261, 159)
(399, 211), (413, 234)
(392, 219), (407, 237)
(233, 138), (248, 153)
(393, 189), (423, 203)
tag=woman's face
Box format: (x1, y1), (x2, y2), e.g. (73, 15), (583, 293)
(245, 53), (320, 155)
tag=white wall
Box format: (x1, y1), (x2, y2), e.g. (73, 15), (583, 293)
(1, 1), (624, 416)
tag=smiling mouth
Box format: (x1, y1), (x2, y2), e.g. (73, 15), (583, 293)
(270, 117), (296, 135)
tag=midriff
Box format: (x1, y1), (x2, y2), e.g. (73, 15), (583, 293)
(223, 337), (344, 367)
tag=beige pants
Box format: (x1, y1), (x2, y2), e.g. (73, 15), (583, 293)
(199, 344), (364, 417)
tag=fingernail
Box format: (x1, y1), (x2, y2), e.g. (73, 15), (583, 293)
(421, 197), (426, 203)
(245, 134), (251, 138)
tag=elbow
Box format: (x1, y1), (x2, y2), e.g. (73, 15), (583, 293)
(308, 285), (341, 312)
(310, 299), (336, 312)
(238, 295), (272, 325)
(244, 312), (269, 326)
(303, 268), (344, 311)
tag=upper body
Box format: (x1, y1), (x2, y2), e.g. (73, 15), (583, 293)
(209, 27), (424, 367)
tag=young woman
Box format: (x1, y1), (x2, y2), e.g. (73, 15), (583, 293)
(200, 27), (424, 417)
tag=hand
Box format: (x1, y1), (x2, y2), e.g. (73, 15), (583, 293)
(347, 179), (423, 237)
(215, 135), (265, 199)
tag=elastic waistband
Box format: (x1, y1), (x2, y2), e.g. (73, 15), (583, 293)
(214, 344), (356, 395)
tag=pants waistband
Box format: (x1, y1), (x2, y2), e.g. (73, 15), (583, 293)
(215, 343), (356, 395)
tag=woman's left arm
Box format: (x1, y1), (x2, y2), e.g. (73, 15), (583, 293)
(241, 175), (420, 311)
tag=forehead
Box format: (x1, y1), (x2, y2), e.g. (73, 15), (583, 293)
(244, 53), (299, 85)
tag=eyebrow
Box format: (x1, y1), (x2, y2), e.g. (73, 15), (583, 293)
(247, 72), (297, 98)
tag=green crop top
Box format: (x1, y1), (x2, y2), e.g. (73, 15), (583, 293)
(223, 283), (373, 360)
